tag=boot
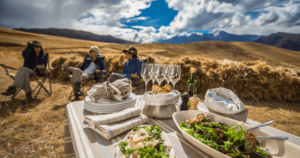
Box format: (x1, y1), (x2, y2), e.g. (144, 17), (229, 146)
(74, 82), (82, 101)
(26, 92), (34, 102)
(74, 82), (83, 95)
(74, 93), (80, 101)
(1, 86), (17, 96)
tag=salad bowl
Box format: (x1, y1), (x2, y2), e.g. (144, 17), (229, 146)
(172, 110), (300, 158)
(115, 125), (175, 158)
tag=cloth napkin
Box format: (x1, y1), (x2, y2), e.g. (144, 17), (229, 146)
(90, 115), (149, 140)
(87, 76), (132, 102)
(84, 107), (142, 129)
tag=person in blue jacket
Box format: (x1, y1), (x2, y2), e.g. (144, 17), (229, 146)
(121, 46), (143, 87)
(70, 46), (106, 100)
(1, 41), (48, 102)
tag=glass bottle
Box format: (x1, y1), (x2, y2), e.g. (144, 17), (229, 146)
(187, 67), (197, 96)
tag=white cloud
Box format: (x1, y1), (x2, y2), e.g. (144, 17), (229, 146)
(1, 0), (300, 43)
(126, 17), (149, 23)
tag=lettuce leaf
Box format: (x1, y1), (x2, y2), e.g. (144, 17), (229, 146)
(115, 141), (128, 152)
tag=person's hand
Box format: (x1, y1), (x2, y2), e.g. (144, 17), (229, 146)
(37, 65), (44, 69)
(95, 69), (101, 73)
(131, 74), (139, 78)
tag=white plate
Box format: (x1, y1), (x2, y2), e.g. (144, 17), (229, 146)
(115, 125), (175, 158)
(172, 110), (300, 158)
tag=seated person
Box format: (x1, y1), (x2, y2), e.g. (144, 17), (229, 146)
(70, 46), (105, 100)
(120, 46), (143, 87)
(1, 41), (48, 102)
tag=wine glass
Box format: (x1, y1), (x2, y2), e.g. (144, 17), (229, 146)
(149, 63), (155, 85)
(163, 64), (170, 84)
(168, 65), (181, 90)
(141, 63), (152, 93)
(154, 64), (164, 86)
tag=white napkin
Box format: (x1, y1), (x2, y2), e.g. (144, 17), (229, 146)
(90, 115), (149, 140)
(84, 107), (142, 129)
(87, 78), (132, 102)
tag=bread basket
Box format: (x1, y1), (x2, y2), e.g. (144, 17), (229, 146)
(143, 90), (180, 119)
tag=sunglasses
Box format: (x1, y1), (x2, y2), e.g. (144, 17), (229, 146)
(34, 45), (41, 48)
(89, 50), (95, 53)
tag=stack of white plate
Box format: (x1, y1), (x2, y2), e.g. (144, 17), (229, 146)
(84, 93), (137, 113)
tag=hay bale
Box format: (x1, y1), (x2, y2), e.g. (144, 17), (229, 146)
(50, 54), (300, 102)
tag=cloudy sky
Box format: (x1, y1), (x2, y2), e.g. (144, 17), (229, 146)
(0, 0), (300, 43)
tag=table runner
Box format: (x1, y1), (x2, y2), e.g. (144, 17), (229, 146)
(64, 96), (300, 158)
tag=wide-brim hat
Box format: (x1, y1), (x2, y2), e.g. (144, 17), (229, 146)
(122, 46), (137, 56)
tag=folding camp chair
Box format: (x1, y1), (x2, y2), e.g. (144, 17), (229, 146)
(0, 53), (52, 100)
(61, 56), (108, 100)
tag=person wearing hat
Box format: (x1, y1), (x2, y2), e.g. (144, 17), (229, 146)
(1, 41), (48, 102)
(121, 46), (143, 87)
(70, 46), (106, 100)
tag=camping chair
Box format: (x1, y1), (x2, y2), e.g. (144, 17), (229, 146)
(0, 53), (52, 100)
(61, 56), (108, 100)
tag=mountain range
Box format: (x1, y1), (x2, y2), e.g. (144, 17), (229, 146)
(254, 32), (300, 51)
(14, 28), (137, 44)
(14, 28), (300, 51)
(160, 30), (263, 44)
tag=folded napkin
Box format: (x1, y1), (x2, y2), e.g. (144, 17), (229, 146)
(90, 115), (149, 139)
(87, 76), (132, 102)
(84, 107), (142, 129)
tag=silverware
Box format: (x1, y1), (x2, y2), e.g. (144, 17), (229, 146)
(246, 120), (275, 131)
(256, 136), (289, 140)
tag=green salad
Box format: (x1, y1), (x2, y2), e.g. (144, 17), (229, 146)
(115, 125), (172, 158)
(180, 114), (272, 158)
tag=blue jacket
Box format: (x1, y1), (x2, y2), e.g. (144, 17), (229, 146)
(22, 43), (48, 74)
(79, 54), (106, 81)
(122, 57), (143, 78)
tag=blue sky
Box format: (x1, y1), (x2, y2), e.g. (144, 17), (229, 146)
(1, 0), (300, 43)
(121, 0), (177, 30)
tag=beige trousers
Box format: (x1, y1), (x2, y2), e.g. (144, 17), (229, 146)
(12, 67), (35, 93)
(69, 68), (92, 89)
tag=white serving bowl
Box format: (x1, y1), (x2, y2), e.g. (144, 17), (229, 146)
(115, 125), (175, 158)
(172, 110), (300, 158)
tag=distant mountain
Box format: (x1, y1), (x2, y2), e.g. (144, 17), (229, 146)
(254, 32), (300, 51)
(160, 31), (263, 44)
(14, 28), (137, 44)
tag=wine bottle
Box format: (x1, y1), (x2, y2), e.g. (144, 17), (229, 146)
(187, 67), (197, 96)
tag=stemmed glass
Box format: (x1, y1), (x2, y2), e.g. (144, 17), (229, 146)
(168, 65), (181, 90)
(154, 64), (164, 86)
(149, 63), (155, 85)
(163, 64), (170, 84)
(141, 63), (152, 93)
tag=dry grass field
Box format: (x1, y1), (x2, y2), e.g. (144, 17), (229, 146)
(0, 27), (300, 157)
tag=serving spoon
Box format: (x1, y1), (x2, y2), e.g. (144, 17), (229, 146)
(246, 120), (275, 131)
(256, 136), (289, 140)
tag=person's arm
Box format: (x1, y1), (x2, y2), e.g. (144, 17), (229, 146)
(136, 61), (142, 78)
(122, 62), (131, 78)
(79, 55), (87, 71)
(22, 46), (33, 64)
(98, 58), (106, 71)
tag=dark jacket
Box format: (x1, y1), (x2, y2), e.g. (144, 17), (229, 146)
(22, 43), (48, 74)
(122, 57), (143, 78)
(79, 54), (106, 81)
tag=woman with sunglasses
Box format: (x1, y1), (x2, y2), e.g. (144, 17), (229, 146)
(1, 41), (47, 102)
(69, 46), (106, 100)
